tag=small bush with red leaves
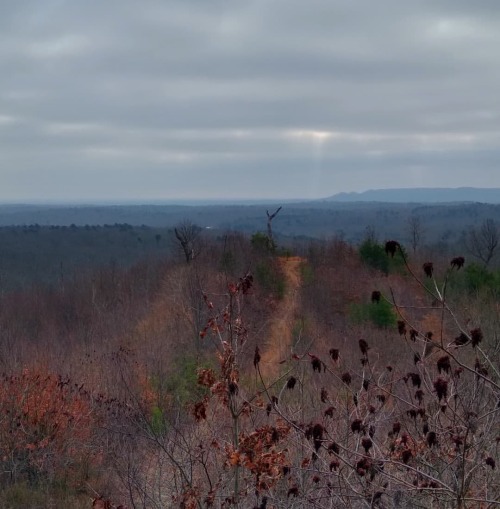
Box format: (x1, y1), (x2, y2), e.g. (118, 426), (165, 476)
(0, 369), (103, 486)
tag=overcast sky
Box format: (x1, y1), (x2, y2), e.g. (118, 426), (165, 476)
(1, 1), (500, 202)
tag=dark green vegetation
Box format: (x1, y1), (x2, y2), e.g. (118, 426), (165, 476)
(359, 238), (407, 275)
(0, 223), (173, 291)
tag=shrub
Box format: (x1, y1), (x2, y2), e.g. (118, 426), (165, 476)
(359, 239), (389, 273)
(0, 370), (101, 489)
(152, 355), (207, 407)
(251, 232), (274, 253)
(349, 299), (398, 328)
(150, 406), (167, 436)
(450, 262), (500, 295)
(359, 239), (406, 274)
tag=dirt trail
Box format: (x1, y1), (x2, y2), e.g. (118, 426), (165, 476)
(259, 256), (303, 379)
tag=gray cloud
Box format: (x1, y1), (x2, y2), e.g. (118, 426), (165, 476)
(1, 0), (500, 202)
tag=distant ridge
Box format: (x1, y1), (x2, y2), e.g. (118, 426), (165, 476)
(326, 187), (500, 204)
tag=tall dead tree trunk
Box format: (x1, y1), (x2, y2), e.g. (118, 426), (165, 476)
(266, 206), (282, 250)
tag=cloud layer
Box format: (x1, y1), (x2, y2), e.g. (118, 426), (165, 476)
(1, 1), (500, 201)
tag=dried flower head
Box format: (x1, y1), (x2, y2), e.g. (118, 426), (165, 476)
(253, 346), (261, 368)
(470, 327), (483, 348)
(397, 320), (406, 336)
(423, 262), (434, 278)
(437, 356), (451, 374)
(329, 459), (339, 471)
(239, 273), (253, 294)
(486, 457), (496, 470)
(426, 431), (437, 447)
(434, 378), (448, 401)
(407, 409), (417, 419)
(193, 400), (207, 421)
(359, 338), (369, 355)
(362, 438), (373, 453)
(450, 256), (465, 269)
(385, 240), (400, 257)
(454, 333), (469, 346)
(310, 356), (322, 373)
(356, 458), (372, 476)
(401, 449), (412, 464)
(329, 348), (339, 361)
(312, 423), (324, 441)
(228, 381), (239, 395)
(351, 419), (363, 433)
(408, 372), (422, 388)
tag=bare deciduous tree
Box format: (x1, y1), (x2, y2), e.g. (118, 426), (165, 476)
(407, 215), (424, 254)
(174, 221), (201, 264)
(465, 218), (499, 266)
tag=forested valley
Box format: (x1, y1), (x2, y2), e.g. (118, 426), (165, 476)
(0, 207), (499, 508)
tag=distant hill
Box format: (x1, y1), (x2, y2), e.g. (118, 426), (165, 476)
(326, 188), (500, 203)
